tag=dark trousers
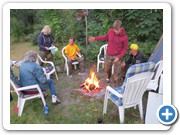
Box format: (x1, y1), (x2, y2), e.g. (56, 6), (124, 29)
(39, 51), (53, 66)
(67, 56), (84, 75)
(105, 55), (121, 87)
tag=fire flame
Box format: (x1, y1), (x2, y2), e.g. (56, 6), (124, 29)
(84, 69), (100, 91)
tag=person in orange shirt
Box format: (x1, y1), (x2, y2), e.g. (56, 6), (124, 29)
(65, 38), (85, 77)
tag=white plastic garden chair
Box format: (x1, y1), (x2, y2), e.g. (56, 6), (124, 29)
(146, 60), (163, 91)
(97, 44), (114, 74)
(10, 68), (46, 117)
(62, 46), (79, 76)
(37, 55), (58, 80)
(103, 62), (155, 123)
(158, 74), (163, 94)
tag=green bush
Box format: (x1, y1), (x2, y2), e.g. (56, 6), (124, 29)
(10, 17), (24, 42)
(79, 42), (105, 62)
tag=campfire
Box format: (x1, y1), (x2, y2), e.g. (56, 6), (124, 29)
(80, 69), (101, 93)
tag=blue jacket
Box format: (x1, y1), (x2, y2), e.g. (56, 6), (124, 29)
(19, 61), (48, 91)
(37, 32), (53, 53)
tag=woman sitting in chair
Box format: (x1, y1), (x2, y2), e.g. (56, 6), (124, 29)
(19, 50), (60, 105)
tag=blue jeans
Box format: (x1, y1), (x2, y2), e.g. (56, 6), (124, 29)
(47, 79), (56, 95)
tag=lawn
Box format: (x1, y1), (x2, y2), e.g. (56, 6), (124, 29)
(10, 42), (146, 124)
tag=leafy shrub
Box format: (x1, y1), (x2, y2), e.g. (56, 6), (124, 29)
(10, 17), (24, 42)
(79, 42), (105, 62)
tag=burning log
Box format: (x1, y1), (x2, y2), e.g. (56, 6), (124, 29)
(80, 83), (102, 93)
(80, 69), (102, 93)
(89, 84), (95, 91)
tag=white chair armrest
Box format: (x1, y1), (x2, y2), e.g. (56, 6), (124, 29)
(37, 55), (55, 67)
(106, 86), (123, 98)
(16, 84), (40, 91)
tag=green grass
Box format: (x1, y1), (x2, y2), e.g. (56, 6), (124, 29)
(10, 42), (147, 124)
(10, 42), (39, 60)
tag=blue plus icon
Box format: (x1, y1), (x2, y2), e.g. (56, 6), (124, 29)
(157, 105), (178, 125)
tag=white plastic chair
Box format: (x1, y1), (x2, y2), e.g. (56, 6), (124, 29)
(146, 60), (163, 91)
(37, 55), (58, 80)
(103, 62), (155, 123)
(97, 44), (114, 74)
(10, 68), (46, 116)
(62, 46), (79, 76)
(158, 74), (163, 94)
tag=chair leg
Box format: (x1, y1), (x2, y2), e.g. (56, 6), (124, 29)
(138, 100), (143, 120)
(119, 106), (125, 124)
(74, 64), (77, 70)
(103, 90), (109, 115)
(102, 63), (104, 69)
(97, 62), (99, 72)
(66, 65), (69, 76)
(54, 71), (58, 80)
(111, 64), (114, 74)
(18, 98), (25, 116)
(41, 96), (46, 107)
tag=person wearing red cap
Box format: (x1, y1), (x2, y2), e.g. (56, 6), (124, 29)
(88, 20), (128, 86)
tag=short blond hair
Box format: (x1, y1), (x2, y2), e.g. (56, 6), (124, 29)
(41, 25), (51, 35)
(113, 20), (122, 30)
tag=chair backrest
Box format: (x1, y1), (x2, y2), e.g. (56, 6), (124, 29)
(123, 72), (153, 108)
(37, 55), (44, 63)
(62, 46), (79, 65)
(10, 68), (39, 96)
(121, 62), (155, 107)
(97, 44), (108, 60)
(62, 46), (69, 68)
(10, 68), (21, 96)
(151, 60), (163, 81)
(62, 46), (67, 61)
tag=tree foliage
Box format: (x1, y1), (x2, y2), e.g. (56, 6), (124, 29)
(10, 9), (163, 62)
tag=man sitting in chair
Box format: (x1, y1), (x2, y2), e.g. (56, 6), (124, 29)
(121, 44), (147, 79)
(65, 37), (85, 77)
(19, 50), (60, 105)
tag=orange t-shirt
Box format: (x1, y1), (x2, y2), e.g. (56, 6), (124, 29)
(65, 44), (80, 59)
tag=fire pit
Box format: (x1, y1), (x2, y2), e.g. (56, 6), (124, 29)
(75, 69), (105, 98)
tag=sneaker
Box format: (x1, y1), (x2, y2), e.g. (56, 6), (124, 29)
(52, 95), (56, 103)
(55, 97), (61, 103)
(52, 95), (60, 105)
(106, 79), (110, 83)
(79, 72), (85, 75)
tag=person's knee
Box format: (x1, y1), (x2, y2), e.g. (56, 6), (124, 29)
(67, 59), (72, 64)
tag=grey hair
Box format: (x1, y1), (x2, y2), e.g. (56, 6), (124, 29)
(23, 50), (38, 62)
(41, 25), (51, 34)
(113, 20), (123, 30)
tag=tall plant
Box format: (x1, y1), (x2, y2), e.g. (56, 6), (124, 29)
(123, 9), (163, 43)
